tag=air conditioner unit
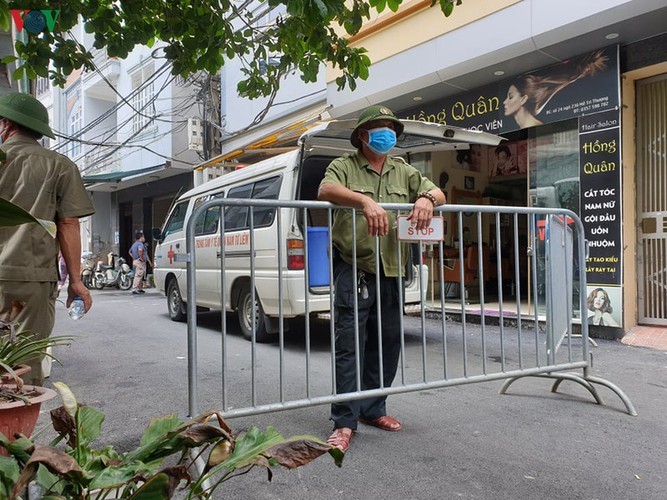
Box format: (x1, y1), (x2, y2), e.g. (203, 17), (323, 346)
(188, 118), (203, 152)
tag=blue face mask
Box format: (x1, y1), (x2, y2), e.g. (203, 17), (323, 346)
(363, 127), (397, 155)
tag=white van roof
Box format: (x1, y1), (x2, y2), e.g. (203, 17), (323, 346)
(300, 119), (503, 154)
(177, 119), (503, 202)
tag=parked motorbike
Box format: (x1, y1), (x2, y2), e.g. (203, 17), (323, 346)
(92, 252), (133, 290)
(81, 251), (95, 289)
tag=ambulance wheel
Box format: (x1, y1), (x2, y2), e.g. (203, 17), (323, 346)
(167, 278), (187, 322)
(237, 284), (273, 343)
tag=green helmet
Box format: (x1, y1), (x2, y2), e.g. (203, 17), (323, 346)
(350, 105), (404, 148)
(0, 92), (55, 139)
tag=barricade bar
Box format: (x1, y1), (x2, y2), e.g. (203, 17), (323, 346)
(184, 199), (636, 419)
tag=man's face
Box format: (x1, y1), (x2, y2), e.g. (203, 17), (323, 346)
(358, 119), (395, 143)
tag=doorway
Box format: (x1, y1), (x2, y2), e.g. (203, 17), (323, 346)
(636, 74), (667, 325)
(119, 202), (133, 263)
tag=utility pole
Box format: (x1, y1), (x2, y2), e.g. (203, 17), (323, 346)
(202, 74), (210, 161)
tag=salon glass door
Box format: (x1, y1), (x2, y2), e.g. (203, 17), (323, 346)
(527, 119), (581, 318)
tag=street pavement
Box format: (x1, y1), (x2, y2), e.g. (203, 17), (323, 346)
(39, 288), (667, 499)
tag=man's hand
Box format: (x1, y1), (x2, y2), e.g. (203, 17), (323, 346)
(362, 198), (389, 236)
(407, 197), (435, 232)
(67, 281), (93, 313)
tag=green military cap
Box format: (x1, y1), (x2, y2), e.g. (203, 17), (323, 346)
(0, 92), (55, 139)
(350, 104), (404, 148)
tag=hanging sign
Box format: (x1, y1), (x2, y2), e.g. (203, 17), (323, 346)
(400, 46), (619, 135)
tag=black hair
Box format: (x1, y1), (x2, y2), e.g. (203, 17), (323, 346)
(135, 230), (144, 240)
(495, 145), (511, 157)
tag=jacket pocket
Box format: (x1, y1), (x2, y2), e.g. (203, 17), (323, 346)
(349, 183), (375, 197)
(386, 185), (408, 201)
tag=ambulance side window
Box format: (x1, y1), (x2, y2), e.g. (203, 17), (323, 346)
(163, 201), (188, 237)
(224, 184), (253, 230)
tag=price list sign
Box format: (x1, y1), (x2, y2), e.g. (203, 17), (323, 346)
(578, 110), (622, 285)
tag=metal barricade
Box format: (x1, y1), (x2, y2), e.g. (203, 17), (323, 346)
(183, 199), (636, 419)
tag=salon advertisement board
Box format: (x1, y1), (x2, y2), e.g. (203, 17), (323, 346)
(400, 46), (619, 135)
(579, 109), (623, 327)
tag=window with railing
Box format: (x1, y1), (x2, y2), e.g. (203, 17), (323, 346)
(131, 63), (156, 134)
(68, 107), (82, 159)
(36, 77), (49, 96)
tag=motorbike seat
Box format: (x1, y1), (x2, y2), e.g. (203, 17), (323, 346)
(98, 264), (114, 271)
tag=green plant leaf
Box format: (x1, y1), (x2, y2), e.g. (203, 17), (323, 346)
(35, 464), (64, 495)
(0, 198), (57, 238)
(220, 426), (284, 470)
(3, 436), (34, 464)
(11, 65), (24, 80)
(139, 414), (183, 448)
(0, 456), (20, 486)
(88, 462), (144, 489)
(0, 334), (72, 371)
(128, 471), (171, 499)
(128, 466), (190, 499)
(76, 405), (105, 448)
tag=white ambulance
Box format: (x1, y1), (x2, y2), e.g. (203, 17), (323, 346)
(152, 119), (501, 342)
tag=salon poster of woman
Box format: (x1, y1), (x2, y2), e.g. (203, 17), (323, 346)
(401, 46), (619, 135)
(586, 285), (621, 327)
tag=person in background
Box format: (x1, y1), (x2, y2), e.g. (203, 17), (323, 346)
(490, 144), (518, 176)
(0, 93), (94, 386)
(129, 231), (151, 295)
(318, 105), (445, 453)
(57, 253), (68, 292)
(587, 288), (620, 327)
(456, 144), (483, 172)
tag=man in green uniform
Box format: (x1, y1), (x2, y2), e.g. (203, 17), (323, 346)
(318, 105), (445, 452)
(0, 92), (95, 385)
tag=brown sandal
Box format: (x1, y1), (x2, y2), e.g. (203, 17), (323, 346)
(327, 428), (354, 453)
(359, 415), (402, 431)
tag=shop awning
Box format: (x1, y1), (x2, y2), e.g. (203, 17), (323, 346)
(83, 162), (192, 192)
(194, 103), (332, 171)
(82, 164), (164, 184)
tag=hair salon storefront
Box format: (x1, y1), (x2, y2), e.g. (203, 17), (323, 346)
(397, 45), (640, 335)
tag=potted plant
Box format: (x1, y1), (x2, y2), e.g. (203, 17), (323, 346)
(0, 383), (342, 499)
(0, 197), (72, 443)
(0, 200), (342, 498)
(0, 300), (74, 441)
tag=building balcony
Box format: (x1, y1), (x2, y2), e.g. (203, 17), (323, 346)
(82, 48), (120, 102)
(83, 148), (121, 175)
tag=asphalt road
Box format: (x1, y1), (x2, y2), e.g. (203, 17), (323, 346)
(39, 288), (667, 499)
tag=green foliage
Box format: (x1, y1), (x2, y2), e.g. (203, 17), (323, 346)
(0, 198), (57, 237)
(1, 0), (463, 99)
(0, 383), (341, 499)
(0, 334), (72, 375)
(0, 333), (73, 390)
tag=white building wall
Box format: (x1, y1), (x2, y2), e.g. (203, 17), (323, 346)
(327, 0), (667, 116)
(114, 46), (174, 172)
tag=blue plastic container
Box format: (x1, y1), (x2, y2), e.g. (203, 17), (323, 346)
(307, 227), (330, 287)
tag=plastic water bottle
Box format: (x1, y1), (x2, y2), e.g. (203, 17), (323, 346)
(68, 297), (86, 320)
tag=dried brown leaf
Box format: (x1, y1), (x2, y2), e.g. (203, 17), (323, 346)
(267, 439), (332, 469)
